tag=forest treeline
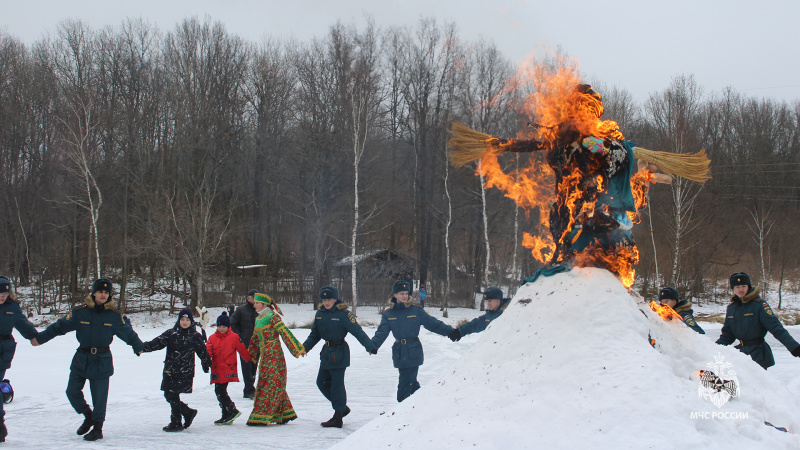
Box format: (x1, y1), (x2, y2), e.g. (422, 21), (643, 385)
(1, 16), (799, 313)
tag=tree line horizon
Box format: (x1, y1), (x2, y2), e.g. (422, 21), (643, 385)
(1, 16), (798, 314)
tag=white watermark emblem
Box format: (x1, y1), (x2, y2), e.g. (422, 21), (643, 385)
(697, 353), (740, 408)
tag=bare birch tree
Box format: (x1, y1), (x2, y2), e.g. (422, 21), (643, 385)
(747, 205), (774, 295)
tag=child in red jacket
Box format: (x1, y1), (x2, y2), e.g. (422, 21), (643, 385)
(206, 312), (251, 424)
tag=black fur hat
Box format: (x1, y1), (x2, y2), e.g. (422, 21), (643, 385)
(91, 278), (114, 295)
(392, 280), (412, 294)
(729, 272), (752, 289)
(483, 286), (503, 300)
(0, 277), (9, 294)
(658, 287), (680, 302)
(319, 286), (339, 300)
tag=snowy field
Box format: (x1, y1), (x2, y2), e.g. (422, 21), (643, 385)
(3, 272), (800, 449)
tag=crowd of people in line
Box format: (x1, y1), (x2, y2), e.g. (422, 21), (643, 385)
(0, 269), (797, 442)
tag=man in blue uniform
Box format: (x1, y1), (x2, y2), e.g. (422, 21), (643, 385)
(0, 276), (38, 442)
(302, 286), (376, 428)
(658, 287), (704, 334)
(33, 278), (144, 441)
(448, 286), (510, 341)
(371, 280), (454, 402)
(716, 272), (800, 369)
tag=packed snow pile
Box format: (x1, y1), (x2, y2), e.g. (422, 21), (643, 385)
(334, 268), (800, 449)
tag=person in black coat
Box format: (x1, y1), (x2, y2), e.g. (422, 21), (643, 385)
(0, 276), (37, 442)
(143, 308), (211, 432)
(231, 289), (258, 399)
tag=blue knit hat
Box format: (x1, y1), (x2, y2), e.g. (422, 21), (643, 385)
(319, 286), (339, 300)
(217, 311), (230, 327)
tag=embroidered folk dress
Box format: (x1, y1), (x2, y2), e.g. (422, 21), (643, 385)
(246, 309), (305, 425)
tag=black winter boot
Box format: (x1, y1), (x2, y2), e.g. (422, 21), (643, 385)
(221, 404), (241, 425)
(181, 404), (197, 429)
(76, 410), (93, 435)
(321, 410), (345, 428)
(214, 405), (229, 425)
(0, 417), (7, 442)
(163, 412), (184, 432)
(83, 421), (103, 441)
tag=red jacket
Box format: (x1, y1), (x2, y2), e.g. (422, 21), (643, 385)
(206, 329), (250, 384)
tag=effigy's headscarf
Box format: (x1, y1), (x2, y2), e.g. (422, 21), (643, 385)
(254, 292), (283, 316)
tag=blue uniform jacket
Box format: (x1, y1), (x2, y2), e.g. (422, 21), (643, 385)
(302, 301), (376, 370)
(37, 296), (145, 379)
(716, 288), (799, 369)
(0, 297), (37, 371)
(457, 298), (510, 337)
(371, 300), (453, 369)
(673, 300), (705, 334)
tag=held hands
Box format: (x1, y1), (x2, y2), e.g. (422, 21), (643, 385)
(30, 337), (39, 346)
(368, 348), (378, 355)
(202, 362), (210, 373)
(448, 329), (462, 342)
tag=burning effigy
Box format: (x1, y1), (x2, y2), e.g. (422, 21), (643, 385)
(447, 64), (710, 288)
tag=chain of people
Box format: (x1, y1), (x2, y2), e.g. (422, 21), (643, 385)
(0, 270), (798, 442)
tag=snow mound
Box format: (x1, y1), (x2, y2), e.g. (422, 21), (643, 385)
(334, 268), (800, 449)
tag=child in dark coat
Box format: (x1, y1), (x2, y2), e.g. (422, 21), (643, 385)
(143, 308), (211, 432)
(206, 311), (251, 425)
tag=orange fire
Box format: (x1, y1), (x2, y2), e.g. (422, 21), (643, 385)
(648, 300), (685, 322)
(573, 242), (639, 288)
(470, 58), (643, 287)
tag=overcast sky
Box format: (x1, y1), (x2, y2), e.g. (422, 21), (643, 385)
(2, 0), (799, 104)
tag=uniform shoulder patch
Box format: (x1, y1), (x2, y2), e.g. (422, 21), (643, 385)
(685, 317), (696, 326)
(762, 302), (774, 316)
(348, 312), (357, 324)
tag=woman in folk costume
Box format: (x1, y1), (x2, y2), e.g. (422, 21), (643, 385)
(246, 293), (306, 426)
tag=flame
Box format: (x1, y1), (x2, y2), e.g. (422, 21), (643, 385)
(573, 242), (639, 288)
(522, 232), (555, 262)
(648, 300), (684, 322)
(468, 57), (644, 287)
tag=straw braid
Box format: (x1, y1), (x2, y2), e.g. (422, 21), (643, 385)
(632, 147), (711, 183)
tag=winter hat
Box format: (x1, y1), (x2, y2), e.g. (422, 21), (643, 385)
(319, 286), (339, 300)
(91, 278), (114, 295)
(392, 280), (412, 294)
(0, 277), (9, 294)
(729, 272), (752, 289)
(178, 308), (193, 320)
(658, 287), (680, 302)
(254, 292), (283, 316)
(247, 289), (257, 298)
(216, 311), (231, 327)
(483, 286), (503, 301)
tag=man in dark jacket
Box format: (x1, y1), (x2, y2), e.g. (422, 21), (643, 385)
(448, 286), (510, 341)
(33, 278), (145, 441)
(230, 289), (257, 399)
(142, 308), (211, 432)
(716, 272), (800, 369)
(0, 276), (38, 442)
(302, 286), (376, 428)
(658, 287), (705, 334)
(371, 280), (454, 402)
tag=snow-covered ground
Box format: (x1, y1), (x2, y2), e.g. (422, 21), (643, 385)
(3, 270), (800, 448)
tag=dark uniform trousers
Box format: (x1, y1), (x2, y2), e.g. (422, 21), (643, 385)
(316, 367), (347, 412)
(67, 370), (110, 421)
(397, 367), (420, 402)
